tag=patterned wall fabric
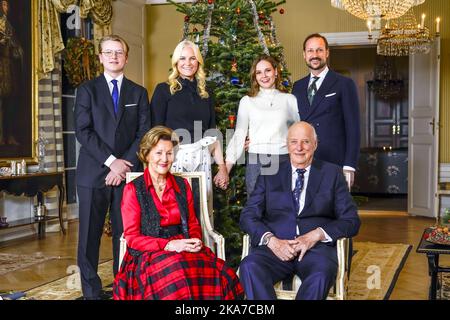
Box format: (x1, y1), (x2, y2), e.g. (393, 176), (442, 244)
(38, 55), (66, 223)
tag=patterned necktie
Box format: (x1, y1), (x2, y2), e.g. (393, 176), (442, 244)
(293, 168), (306, 212)
(111, 79), (119, 114)
(307, 76), (320, 106)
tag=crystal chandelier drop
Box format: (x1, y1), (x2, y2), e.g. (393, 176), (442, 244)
(331, 0), (426, 29)
(368, 56), (404, 100)
(377, 9), (433, 56)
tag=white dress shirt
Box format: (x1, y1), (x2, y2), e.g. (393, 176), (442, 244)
(103, 72), (124, 167)
(291, 165), (331, 241)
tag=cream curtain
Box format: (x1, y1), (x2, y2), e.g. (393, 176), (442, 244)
(38, 55), (67, 227)
(39, 0), (113, 77)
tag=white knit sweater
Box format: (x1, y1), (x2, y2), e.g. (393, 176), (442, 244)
(226, 88), (300, 164)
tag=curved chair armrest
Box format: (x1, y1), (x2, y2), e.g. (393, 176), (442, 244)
(331, 237), (350, 300)
(241, 234), (250, 260)
(205, 228), (226, 261)
(119, 233), (127, 268)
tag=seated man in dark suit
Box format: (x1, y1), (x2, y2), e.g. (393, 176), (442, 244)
(239, 121), (361, 300)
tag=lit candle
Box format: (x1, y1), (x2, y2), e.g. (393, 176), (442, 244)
(436, 17), (440, 33)
(367, 20), (372, 36)
(421, 13), (426, 28)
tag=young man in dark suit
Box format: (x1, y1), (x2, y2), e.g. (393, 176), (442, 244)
(75, 35), (150, 299)
(239, 121), (360, 300)
(292, 34), (360, 186)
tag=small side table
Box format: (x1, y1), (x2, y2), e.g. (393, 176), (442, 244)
(0, 172), (65, 238)
(417, 228), (450, 300)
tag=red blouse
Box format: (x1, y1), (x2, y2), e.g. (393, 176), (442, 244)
(121, 169), (202, 252)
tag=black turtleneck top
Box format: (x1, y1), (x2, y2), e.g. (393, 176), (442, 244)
(150, 78), (216, 144)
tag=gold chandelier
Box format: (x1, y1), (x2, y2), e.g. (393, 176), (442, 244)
(331, 0), (426, 27)
(377, 9), (433, 56)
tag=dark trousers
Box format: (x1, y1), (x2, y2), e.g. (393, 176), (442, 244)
(77, 184), (124, 298)
(239, 245), (337, 300)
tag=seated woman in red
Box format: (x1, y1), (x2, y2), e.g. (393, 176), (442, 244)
(113, 126), (244, 300)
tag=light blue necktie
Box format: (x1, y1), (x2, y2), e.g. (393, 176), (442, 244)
(111, 79), (119, 114)
(293, 168), (306, 213)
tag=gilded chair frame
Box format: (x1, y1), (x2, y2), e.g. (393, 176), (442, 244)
(118, 171), (225, 267)
(239, 173), (353, 300)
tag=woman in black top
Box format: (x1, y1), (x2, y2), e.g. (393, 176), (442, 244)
(150, 40), (229, 210)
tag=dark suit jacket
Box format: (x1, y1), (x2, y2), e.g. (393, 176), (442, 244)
(75, 74), (150, 188)
(292, 70), (360, 168)
(240, 159), (360, 255)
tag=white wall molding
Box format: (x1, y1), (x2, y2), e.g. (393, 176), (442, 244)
(321, 31), (380, 47)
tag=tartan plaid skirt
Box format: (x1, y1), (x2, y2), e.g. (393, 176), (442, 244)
(113, 241), (244, 300)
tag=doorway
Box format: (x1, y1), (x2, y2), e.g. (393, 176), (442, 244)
(323, 31), (440, 218)
(329, 46), (409, 211)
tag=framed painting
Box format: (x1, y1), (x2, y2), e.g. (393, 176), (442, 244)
(0, 0), (37, 165)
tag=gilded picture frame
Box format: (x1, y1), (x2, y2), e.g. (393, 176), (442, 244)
(0, 0), (38, 165)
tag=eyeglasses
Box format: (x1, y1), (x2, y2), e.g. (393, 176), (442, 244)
(101, 50), (125, 58)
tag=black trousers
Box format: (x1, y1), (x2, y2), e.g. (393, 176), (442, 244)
(76, 184), (124, 298)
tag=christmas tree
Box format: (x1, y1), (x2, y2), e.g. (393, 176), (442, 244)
(170, 0), (290, 267)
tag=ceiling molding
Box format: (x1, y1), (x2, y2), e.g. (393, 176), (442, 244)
(321, 31), (380, 46)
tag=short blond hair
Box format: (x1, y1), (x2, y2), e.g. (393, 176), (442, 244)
(99, 34), (129, 56)
(137, 126), (179, 164)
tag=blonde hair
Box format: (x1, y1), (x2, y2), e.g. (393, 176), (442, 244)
(98, 34), (129, 56)
(168, 40), (209, 99)
(137, 126), (179, 164)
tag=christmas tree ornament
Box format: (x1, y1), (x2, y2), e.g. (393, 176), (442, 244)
(249, 0), (269, 55)
(208, 0), (214, 4)
(279, 8), (285, 14)
(236, 7), (241, 15)
(228, 114), (236, 128)
(201, 1), (214, 57)
(230, 76), (240, 85)
(184, 15), (190, 22)
(264, 19), (270, 25)
(231, 60), (238, 72)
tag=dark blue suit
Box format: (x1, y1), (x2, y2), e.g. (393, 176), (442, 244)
(75, 74), (150, 298)
(292, 70), (360, 168)
(239, 159), (360, 300)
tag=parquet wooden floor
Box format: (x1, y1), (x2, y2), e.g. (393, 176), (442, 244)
(0, 212), (448, 299)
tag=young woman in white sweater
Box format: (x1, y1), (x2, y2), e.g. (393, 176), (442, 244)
(225, 55), (300, 197)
